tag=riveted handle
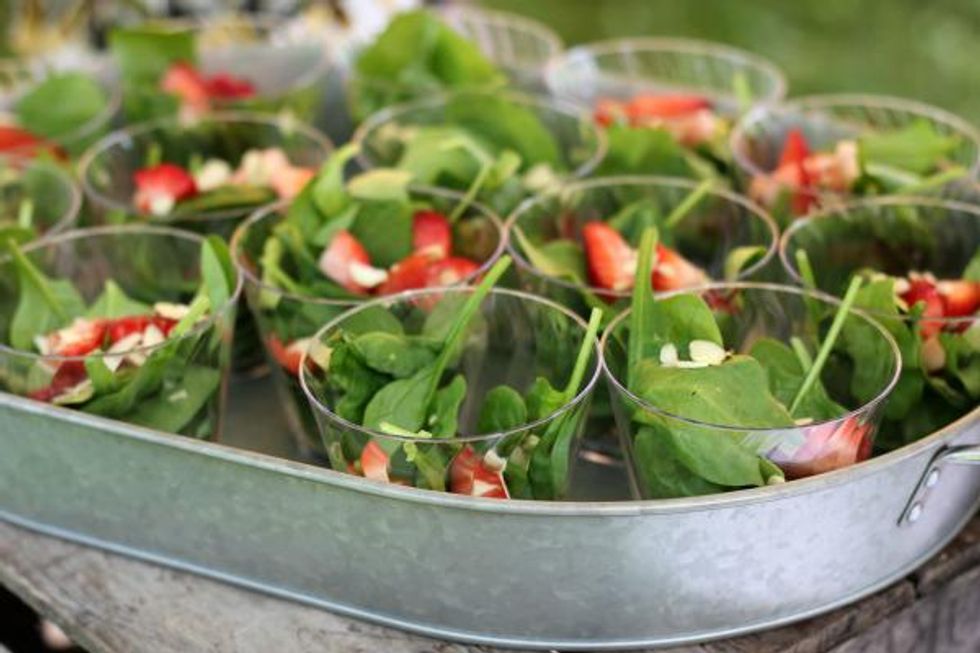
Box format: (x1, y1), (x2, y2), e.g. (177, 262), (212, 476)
(899, 444), (980, 527)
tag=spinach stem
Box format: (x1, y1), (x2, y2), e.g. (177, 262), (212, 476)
(790, 336), (813, 371)
(17, 199), (34, 229)
(627, 227), (659, 388)
(6, 238), (66, 319)
(665, 180), (712, 228)
(789, 276), (863, 416)
(897, 165), (967, 195)
(562, 307), (602, 400)
(449, 162), (490, 224)
(795, 248), (817, 290)
(733, 71), (754, 114)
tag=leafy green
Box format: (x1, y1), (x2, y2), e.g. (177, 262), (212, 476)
(351, 332), (436, 378)
(6, 241), (85, 350)
(750, 337), (846, 421)
(477, 385), (528, 433)
(86, 281), (151, 319)
(428, 374), (467, 438)
(14, 73), (109, 141)
(859, 120), (961, 175)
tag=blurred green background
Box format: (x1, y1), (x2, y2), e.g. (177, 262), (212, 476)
(483, 0), (980, 123)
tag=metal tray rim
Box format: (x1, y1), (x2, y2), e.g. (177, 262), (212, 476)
(4, 495), (978, 651)
(2, 391), (976, 517)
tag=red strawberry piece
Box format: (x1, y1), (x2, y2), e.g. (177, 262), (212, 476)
(425, 257), (480, 288)
(204, 73), (256, 100)
(782, 417), (870, 479)
(133, 163), (198, 214)
(28, 360), (88, 403)
(582, 221), (637, 292)
(412, 210), (453, 260)
(937, 279), (980, 319)
(778, 129), (816, 215)
(652, 243), (709, 291)
(626, 94), (711, 121)
(360, 440), (390, 483)
(45, 318), (107, 357)
(901, 278), (945, 339)
(593, 98), (627, 127)
(0, 125), (64, 159)
(160, 62), (211, 114)
(266, 334), (305, 376)
(377, 254), (431, 295)
(152, 316), (178, 337)
(450, 445), (509, 499)
(106, 315), (153, 344)
(317, 230), (372, 294)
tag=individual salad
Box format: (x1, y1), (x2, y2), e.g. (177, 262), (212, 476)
(781, 198), (980, 451)
(354, 89), (605, 216)
(347, 9), (507, 123)
(732, 96), (980, 224)
(300, 256), (603, 499)
(79, 112), (330, 237)
(231, 143), (505, 455)
(545, 38), (786, 180)
(0, 155), (81, 244)
(0, 227), (240, 439)
(110, 16), (329, 124)
(602, 228), (901, 498)
(507, 176), (778, 321)
(0, 61), (118, 158)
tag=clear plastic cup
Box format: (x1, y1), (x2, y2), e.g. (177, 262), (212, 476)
(438, 5), (562, 93)
(602, 282), (901, 498)
(0, 225), (241, 440)
(299, 287), (601, 500)
(78, 111), (331, 238)
(353, 90), (606, 214)
(545, 37), (787, 114)
(0, 154), (82, 239)
(0, 58), (122, 158)
(112, 14), (331, 124)
(231, 188), (506, 458)
(780, 197), (980, 449)
(507, 175), (779, 320)
(730, 95), (980, 224)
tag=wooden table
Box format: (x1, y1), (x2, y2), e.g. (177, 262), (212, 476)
(1, 515), (978, 653)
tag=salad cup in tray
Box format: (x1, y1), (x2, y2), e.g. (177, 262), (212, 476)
(354, 89), (606, 217)
(231, 144), (505, 456)
(731, 95), (980, 225)
(507, 175), (779, 321)
(79, 112), (331, 238)
(781, 197), (980, 452)
(0, 226), (240, 440)
(0, 154), (82, 244)
(299, 256), (603, 500)
(603, 229), (901, 499)
(109, 15), (330, 125)
(544, 37), (786, 180)
(0, 59), (120, 159)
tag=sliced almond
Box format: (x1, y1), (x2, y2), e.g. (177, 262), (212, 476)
(921, 336), (946, 373)
(659, 343), (679, 367)
(483, 449), (507, 472)
(349, 262), (389, 288)
(689, 339), (727, 366)
(154, 302), (191, 321)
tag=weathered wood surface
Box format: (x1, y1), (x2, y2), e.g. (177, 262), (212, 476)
(1, 517), (978, 653)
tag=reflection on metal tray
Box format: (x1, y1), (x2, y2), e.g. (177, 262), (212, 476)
(0, 375), (978, 650)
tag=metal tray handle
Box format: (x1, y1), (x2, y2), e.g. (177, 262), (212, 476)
(899, 444), (980, 527)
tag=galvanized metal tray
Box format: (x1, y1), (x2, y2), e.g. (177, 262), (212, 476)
(1, 375), (978, 650)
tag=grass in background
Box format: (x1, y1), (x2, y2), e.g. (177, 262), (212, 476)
(482, 0), (980, 123)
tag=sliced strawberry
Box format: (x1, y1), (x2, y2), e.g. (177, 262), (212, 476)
(204, 73), (256, 100)
(269, 166), (315, 200)
(160, 62), (211, 114)
(28, 360), (88, 403)
(450, 446), (509, 499)
(376, 254), (430, 295)
(937, 279), (980, 318)
(41, 318), (107, 357)
(901, 278), (945, 339)
(412, 210), (453, 260)
(360, 440), (390, 483)
(317, 230), (372, 294)
(266, 334), (305, 376)
(779, 129), (810, 167)
(652, 243), (709, 291)
(133, 163), (198, 215)
(424, 257), (479, 288)
(626, 94), (711, 121)
(594, 98), (627, 127)
(0, 125), (64, 159)
(781, 417), (870, 479)
(582, 221), (637, 292)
